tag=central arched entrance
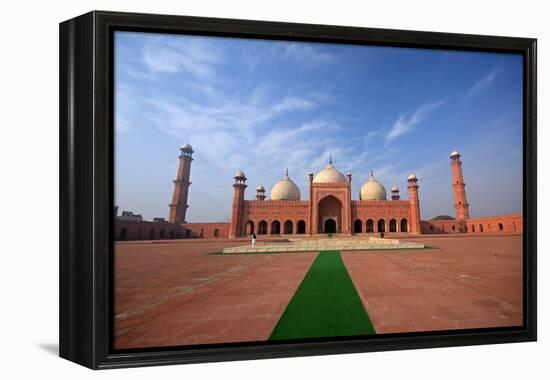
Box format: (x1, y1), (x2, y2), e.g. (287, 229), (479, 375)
(318, 195), (342, 233)
(324, 218), (337, 233)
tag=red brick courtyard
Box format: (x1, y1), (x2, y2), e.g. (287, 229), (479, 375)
(114, 235), (523, 349)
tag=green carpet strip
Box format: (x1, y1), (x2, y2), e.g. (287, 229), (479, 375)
(269, 250), (375, 340)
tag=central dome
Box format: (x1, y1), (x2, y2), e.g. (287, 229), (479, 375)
(270, 170), (301, 200)
(360, 172), (387, 200)
(313, 159), (347, 184)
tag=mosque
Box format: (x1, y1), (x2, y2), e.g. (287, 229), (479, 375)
(114, 144), (523, 240)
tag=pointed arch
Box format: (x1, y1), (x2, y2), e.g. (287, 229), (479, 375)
(296, 220), (306, 234)
(283, 220), (293, 234)
(258, 220), (268, 235)
(245, 221), (255, 235)
(271, 220), (281, 235)
(400, 219), (408, 232)
(377, 219), (386, 233)
(366, 219), (374, 233)
(324, 219), (337, 233)
(317, 195), (342, 233)
(389, 219), (397, 232)
(354, 219), (362, 233)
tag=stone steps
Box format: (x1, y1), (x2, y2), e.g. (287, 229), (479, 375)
(222, 238), (425, 254)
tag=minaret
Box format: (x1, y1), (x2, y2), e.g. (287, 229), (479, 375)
(229, 170), (247, 238)
(255, 185), (266, 201)
(391, 186), (400, 200)
(407, 174), (421, 234)
(450, 150), (470, 221)
(307, 171), (314, 235)
(168, 144), (193, 224)
(345, 171), (353, 236)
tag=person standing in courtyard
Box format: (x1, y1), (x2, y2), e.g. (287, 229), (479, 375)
(252, 232), (256, 247)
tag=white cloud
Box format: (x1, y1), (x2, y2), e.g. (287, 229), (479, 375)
(466, 67), (501, 97)
(143, 87), (329, 179)
(271, 96), (316, 114)
(281, 42), (338, 64)
(240, 41), (339, 73)
(141, 37), (223, 79)
(114, 83), (140, 133)
(386, 99), (446, 141)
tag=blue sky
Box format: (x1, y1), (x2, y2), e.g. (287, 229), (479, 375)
(114, 31), (523, 222)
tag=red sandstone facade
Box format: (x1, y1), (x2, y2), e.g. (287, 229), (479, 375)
(226, 166), (420, 239)
(113, 146), (523, 240)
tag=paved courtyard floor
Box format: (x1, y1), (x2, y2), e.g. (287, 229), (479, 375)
(114, 235), (523, 349)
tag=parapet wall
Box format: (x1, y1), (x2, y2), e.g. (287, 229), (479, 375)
(421, 213), (523, 235)
(114, 219), (187, 241)
(244, 199), (309, 206)
(184, 222), (230, 238)
(421, 219), (465, 234)
(466, 214), (523, 234)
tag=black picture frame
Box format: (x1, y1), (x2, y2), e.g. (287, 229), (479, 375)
(59, 10), (537, 369)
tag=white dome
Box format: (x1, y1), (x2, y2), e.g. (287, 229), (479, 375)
(313, 161), (347, 184)
(235, 170), (246, 178)
(391, 186), (399, 192)
(270, 172), (301, 200)
(408, 173), (417, 180)
(450, 150), (460, 157)
(182, 143), (192, 150)
(256, 185), (265, 192)
(360, 173), (387, 200)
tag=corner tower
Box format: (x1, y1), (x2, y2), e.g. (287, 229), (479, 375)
(229, 170), (247, 238)
(168, 144), (193, 224)
(450, 150), (470, 221)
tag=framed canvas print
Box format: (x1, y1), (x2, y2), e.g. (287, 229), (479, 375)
(59, 11), (537, 369)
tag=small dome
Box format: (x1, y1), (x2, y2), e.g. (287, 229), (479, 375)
(312, 161), (347, 184)
(450, 150), (460, 157)
(408, 173), (417, 180)
(256, 185), (265, 192)
(234, 170), (246, 178)
(182, 143), (193, 151)
(360, 173), (387, 200)
(391, 186), (399, 192)
(431, 215), (455, 221)
(270, 171), (301, 200)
